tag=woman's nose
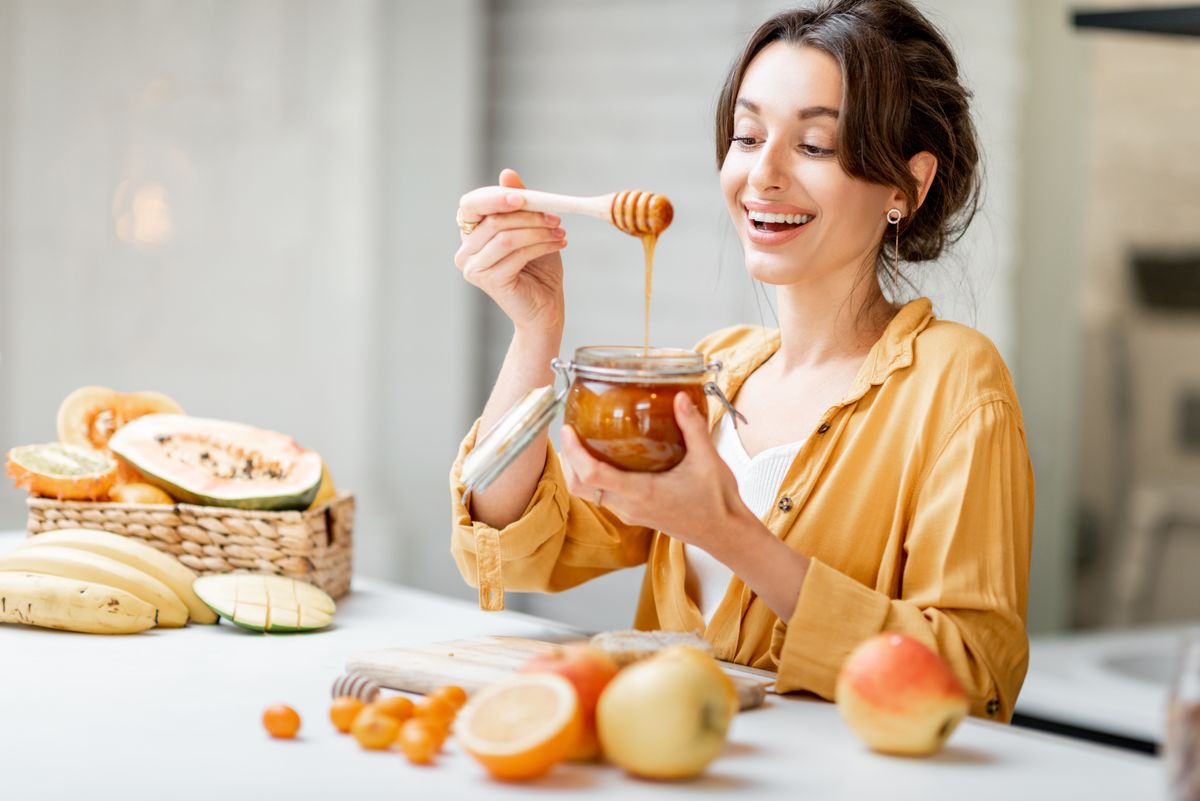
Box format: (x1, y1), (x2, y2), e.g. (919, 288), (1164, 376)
(748, 140), (790, 193)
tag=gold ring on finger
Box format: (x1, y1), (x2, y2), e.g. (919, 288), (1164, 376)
(456, 208), (482, 236)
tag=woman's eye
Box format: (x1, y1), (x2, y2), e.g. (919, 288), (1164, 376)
(802, 143), (836, 157)
(731, 136), (759, 149)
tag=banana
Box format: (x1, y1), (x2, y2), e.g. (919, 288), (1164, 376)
(17, 528), (217, 624)
(0, 545), (185, 627)
(0, 571), (157, 634)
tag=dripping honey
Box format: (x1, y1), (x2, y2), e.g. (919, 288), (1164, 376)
(640, 233), (656, 354)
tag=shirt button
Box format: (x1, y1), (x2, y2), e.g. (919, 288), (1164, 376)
(778, 496), (793, 512)
(817, 423), (831, 434)
(986, 698), (1000, 716)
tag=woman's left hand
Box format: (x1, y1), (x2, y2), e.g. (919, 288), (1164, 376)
(559, 392), (752, 555)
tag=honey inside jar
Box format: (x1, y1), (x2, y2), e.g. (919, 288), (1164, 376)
(562, 347), (709, 473)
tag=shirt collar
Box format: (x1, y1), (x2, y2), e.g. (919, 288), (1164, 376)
(711, 297), (935, 420)
(848, 296), (935, 397)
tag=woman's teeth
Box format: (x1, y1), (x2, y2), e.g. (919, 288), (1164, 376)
(747, 210), (814, 229)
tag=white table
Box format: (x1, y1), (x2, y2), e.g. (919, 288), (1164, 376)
(0, 531), (1165, 800)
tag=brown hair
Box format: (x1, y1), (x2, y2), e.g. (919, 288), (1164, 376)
(715, 0), (981, 290)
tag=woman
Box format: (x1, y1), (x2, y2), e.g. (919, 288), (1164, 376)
(449, 0), (1033, 721)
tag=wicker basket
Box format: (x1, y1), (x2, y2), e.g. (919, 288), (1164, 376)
(24, 493), (354, 599)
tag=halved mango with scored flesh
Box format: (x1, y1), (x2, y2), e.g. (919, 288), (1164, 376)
(231, 602), (269, 632)
(192, 573), (335, 633)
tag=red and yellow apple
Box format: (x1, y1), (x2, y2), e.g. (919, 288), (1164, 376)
(835, 633), (969, 756)
(521, 644), (620, 761)
(596, 646), (734, 780)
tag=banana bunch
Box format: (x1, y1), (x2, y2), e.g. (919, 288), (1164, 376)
(0, 528), (217, 634)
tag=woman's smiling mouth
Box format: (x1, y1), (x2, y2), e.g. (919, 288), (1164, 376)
(744, 204), (816, 244)
(748, 209), (815, 230)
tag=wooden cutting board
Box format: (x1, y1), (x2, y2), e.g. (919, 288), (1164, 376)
(346, 636), (774, 711)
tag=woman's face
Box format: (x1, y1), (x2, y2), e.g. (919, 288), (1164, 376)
(720, 42), (895, 287)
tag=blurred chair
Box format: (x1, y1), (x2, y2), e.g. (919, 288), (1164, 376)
(1108, 253), (1200, 625)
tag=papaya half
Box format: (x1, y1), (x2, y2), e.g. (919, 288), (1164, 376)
(107, 414), (322, 511)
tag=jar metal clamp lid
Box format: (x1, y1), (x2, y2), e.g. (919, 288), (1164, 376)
(460, 349), (744, 496)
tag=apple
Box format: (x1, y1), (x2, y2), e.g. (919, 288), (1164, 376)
(596, 646), (734, 780)
(652, 645), (739, 719)
(521, 644), (620, 761)
(835, 633), (969, 756)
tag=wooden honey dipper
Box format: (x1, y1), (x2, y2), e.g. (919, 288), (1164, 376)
(515, 189), (674, 236)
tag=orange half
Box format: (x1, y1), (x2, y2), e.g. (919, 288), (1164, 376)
(455, 673), (581, 781)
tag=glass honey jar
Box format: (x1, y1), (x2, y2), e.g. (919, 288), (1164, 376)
(461, 346), (742, 495)
(562, 347), (709, 472)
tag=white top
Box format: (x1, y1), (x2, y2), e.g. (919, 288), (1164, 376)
(0, 531), (1164, 800)
(684, 413), (805, 624)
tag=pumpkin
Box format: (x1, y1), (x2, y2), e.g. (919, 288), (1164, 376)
(56, 386), (183, 482)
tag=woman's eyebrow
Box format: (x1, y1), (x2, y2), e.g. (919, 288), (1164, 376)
(799, 105), (839, 120)
(735, 98), (840, 120)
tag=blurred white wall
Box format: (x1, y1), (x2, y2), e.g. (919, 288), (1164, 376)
(376, 0), (487, 602)
(1012, 0), (1087, 634)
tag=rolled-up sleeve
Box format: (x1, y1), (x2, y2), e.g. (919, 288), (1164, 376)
(769, 398), (1034, 720)
(449, 419), (655, 611)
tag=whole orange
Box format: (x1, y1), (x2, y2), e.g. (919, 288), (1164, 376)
(262, 704), (301, 739)
(329, 696), (365, 733)
(429, 685), (468, 711)
(420, 713), (452, 740)
(396, 718), (440, 764)
(415, 695), (457, 723)
(351, 707), (400, 750)
(372, 695), (415, 723)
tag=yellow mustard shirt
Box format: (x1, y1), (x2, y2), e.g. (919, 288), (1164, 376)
(449, 298), (1034, 722)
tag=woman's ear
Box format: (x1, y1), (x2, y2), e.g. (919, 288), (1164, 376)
(908, 151), (938, 210)
(888, 151), (938, 216)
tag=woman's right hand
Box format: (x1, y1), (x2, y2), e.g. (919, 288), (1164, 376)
(455, 168), (568, 335)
